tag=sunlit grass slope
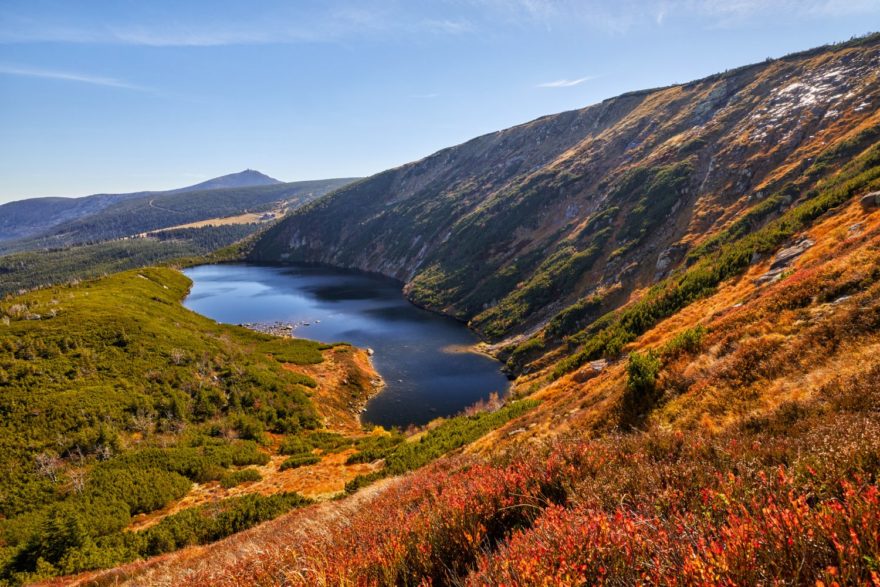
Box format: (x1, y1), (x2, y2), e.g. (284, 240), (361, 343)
(0, 267), (332, 583)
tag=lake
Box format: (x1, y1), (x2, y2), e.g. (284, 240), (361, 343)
(183, 264), (510, 428)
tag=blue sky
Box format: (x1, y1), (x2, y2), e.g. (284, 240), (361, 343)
(0, 1), (878, 202)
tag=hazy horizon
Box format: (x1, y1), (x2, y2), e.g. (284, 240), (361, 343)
(1, 0), (878, 203)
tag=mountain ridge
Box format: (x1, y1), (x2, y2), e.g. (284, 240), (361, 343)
(1, 168), (281, 207)
(1, 169), (287, 245)
(0, 175), (359, 252)
(253, 34), (880, 352)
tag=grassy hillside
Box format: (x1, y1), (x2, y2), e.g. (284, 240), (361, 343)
(71, 36), (880, 586)
(78, 152), (880, 587)
(0, 268), (362, 584)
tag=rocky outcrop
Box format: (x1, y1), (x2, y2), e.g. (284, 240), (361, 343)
(756, 238), (815, 285)
(572, 359), (608, 383)
(861, 191), (880, 211)
(655, 245), (689, 281)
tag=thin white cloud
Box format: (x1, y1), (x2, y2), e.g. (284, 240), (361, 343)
(677, 0), (880, 25)
(1, 0), (877, 46)
(463, 0), (880, 32)
(0, 64), (147, 90)
(106, 26), (275, 47)
(0, 22), (364, 47)
(810, 0), (880, 15)
(460, 0), (640, 33)
(656, 2), (669, 24)
(0, 3), (476, 47)
(418, 19), (474, 35)
(537, 76), (594, 88)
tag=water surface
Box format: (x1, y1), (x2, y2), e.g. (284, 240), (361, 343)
(183, 264), (510, 428)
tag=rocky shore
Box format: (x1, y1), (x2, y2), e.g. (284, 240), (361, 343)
(238, 319), (320, 337)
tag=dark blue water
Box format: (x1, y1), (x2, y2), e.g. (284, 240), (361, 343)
(182, 264), (510, 428)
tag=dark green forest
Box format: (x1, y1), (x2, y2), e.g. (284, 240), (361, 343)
(0, 224), (260, 296)
(0, 178), (356, 254)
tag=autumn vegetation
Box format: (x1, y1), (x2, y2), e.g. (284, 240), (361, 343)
(5, 34), (880, 587)
(74, 185), (880, 585)
(80, 371), (879, 585)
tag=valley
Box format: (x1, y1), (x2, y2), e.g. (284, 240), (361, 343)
(1, 32), (879, 587)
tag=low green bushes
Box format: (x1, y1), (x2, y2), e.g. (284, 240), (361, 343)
(86, 467), (191, 515)
(660, 325), (706, 359)
(279, 430), (352, 457)
(106, 442), (269, 484)
(345, 400), (539, 493)
(3, 491), (313, 583)
(620, 352), (662, 428)
(137, 492), (311, 557)
(220, 469), (262, 489)
(258, 339), (327, 365)
(505, 337), (545, 372)
(345, 432), (406, 465)
(545, 294), (605, 339)
(279, 455), (321, 470)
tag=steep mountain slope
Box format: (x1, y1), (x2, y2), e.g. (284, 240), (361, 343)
(72, 184), (880, 586)
(254, 36), (879, 351)
(0, 173), (355, 250)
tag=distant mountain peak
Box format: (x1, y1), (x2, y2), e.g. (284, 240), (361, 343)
(173, 169), (282, 193)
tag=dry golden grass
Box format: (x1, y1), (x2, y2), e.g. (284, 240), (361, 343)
(136, 205), (286, 236)
(482, 198), (880, 449)
(284, 346), (383, 435)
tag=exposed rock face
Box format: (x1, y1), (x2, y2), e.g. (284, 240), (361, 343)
(571, 359), (608, 383)
(756, 238), (815, 285)
(861, 191), (880, 210)
(655, 245), (689, 281)
(253, 36), (880, 341)
(771, 238), (816, 270)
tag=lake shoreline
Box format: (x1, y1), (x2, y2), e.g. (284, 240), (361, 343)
(183, 263), (511, 428)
